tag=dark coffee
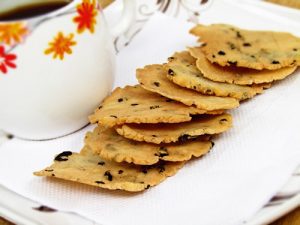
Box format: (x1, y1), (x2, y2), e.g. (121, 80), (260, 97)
(0, 1), (72, 21)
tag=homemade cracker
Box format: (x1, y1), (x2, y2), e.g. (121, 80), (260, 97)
(34, 146), (184, 192)
(189, 47), (297, 85)
(165, 51), (266, 100)
(85, 127), (213, 165)
(116, 114), (232, 144)
(136, 64), (239, 110)
(89, 85), (223, 127)
(190, 24), (300, 70)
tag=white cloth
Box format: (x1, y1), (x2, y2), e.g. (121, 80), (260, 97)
(0, 1), (300, 225)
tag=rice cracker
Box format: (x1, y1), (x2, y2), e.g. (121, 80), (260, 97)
(34, 146), (184, 192)
(136, 64), (239, 110)
(85, 127), (213, 165)
(89, 85), (223, 127)
(116, 114), (232, 144)
(190, 24), (300, 70)
(189, 47), (297, 85)
(165, 51), (266, 100)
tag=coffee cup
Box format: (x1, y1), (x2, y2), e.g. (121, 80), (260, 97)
(0, 0), (135, 140)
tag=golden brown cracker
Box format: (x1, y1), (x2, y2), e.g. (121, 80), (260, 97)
(89, 85), (223, 127)
(165, 51), (265, 100)
(85, 127), (213, 165)
(34, 146), (184, 192)
(190, 24), (300, 70)
(189, 47), (296, 85)
(116, 114), (232, 144)
(136, 64), (239, 110)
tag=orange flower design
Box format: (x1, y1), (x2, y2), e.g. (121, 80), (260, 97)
(0, 22), (28, 46)
(44, 32), (76, 60)
(73, 0), (98, 34)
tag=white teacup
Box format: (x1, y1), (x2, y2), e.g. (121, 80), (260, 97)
(0, 0), (134, 140)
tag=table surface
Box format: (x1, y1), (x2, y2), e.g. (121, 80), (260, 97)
(0, 0), (299, 224)
(0, 206), (299, 225)
(266, 0), (300, 9)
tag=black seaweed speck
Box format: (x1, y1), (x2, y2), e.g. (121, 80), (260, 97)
(228, 42), (236, 50)
(153, 82), (160, 87)
(95, 181), (105, 184)
(236, 31), (243, 39)
(228, 61), (237, 66)
(243, 43), (251, 47)
(218, 51), (226, 56)
(150, 105), (160, 110)
(155, 147), (169, 158)
(205, 89), (213, 94)
(168, 69), (175, 76)
(272, 60), (280, 64)
(104, 171), (113, 181)
(54, 151), (72, 161)
(291, 60), (296, 65)
(178, 134), (189, 142)
(98, 161), (105, 166)
(219, 118), (228, 123)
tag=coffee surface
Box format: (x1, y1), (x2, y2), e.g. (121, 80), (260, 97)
(0, 1), (71, 21)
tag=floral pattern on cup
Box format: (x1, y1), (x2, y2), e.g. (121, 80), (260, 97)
(0, 45), (17, 74)
(44, 0), (99, 61)
(73, 0), (98, 34)
(44, 32), (77, 60)
(0, 22), (28, 46)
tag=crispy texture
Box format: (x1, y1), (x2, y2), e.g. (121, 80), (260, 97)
(116, 114), (232, 144)
(189, 47), (296, 85)
(136, 64), (239, 110)
(190, 24), (300, 70)
(34, 146), (184, 192)
(85, 127), (213, 165)
(165, 51), (266, 100)
(89, 85), (223, 127)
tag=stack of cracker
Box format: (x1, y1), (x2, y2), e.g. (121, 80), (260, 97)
(35, 24), (299, 192)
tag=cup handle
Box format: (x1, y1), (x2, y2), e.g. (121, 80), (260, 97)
(109, 0), (136, 38)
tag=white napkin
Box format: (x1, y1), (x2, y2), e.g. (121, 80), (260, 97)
(1, 1), (300, 225)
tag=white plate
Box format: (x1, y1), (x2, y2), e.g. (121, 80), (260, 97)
(0, 1), (299, 224)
